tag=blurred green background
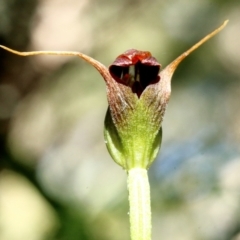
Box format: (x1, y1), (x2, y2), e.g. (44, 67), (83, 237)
(0, 0), (240, 240)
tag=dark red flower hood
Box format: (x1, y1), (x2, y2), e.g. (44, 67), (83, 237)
(109, 49), (161, 97)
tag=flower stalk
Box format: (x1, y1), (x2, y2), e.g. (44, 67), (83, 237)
(0, 20), (228, 240)
(128, 168), (151, 240)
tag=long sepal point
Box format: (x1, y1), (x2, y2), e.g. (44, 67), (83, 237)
(165, 20), (229, 74)
(0, 45), (112, 83)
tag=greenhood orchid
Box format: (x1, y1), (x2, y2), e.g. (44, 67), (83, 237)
(0, 20), (228, 240)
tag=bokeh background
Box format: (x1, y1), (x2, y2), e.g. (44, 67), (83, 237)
(0, 0), (240, 240)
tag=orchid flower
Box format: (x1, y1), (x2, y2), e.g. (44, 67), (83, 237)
(0, 20), (228, 240)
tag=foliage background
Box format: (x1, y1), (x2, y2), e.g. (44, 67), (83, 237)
(0, 0), (240, 240)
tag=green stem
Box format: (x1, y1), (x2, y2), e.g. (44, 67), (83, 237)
(128, 168), (151, 240)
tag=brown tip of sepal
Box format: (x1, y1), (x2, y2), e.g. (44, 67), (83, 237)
(0, 44), (114, 85)
(159, 20), (228, 87)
